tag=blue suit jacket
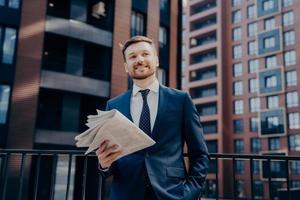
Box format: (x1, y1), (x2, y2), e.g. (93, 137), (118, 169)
(101, 85), (209, 200)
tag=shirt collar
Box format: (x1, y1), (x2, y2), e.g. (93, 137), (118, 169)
(132, 78), (159, 96)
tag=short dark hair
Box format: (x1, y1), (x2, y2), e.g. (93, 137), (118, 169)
(121, 35), (156, 61)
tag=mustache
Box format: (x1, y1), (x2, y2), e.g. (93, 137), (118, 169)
(133, 64), (149, 69)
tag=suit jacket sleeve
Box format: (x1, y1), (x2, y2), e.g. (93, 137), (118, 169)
(98, 101), (117, 178)
(183, 93), (209, 199)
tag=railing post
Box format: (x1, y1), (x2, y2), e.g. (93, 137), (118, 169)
(285, 159), (290, 200)
(33, 154), (41, 200)
(215, 158), (219, 200)
(65, 154), (73, 200)
(49, 154), (58, 200)
(1, 153), (9, 200)
(17, 153), (26, 200)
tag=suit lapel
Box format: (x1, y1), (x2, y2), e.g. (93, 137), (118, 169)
(119, 89), (133, 122)
(151, 85), (168, 138)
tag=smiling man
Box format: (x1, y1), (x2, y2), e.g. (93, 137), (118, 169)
(96, 36), (209, 200)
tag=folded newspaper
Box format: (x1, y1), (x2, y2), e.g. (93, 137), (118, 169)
(75, 109), (156, 158)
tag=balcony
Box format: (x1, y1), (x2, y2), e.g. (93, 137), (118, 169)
(1, 149), (300, 199)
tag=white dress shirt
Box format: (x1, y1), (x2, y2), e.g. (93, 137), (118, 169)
(131, 79), (159, 132)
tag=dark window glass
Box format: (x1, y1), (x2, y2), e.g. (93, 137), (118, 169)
(233, 119), (243, 133)
(36, 89), (63, 130)
(190, 49), (217, 64)
(234, 139), (244, 153)
(47, 0), (70, 19)
(196, 102), (217, 116)
(268, 137), (280, 150)
(189, 66), (217, 82)
(83, 42), (111, 81)
(251, 138), (261, 153)
(42, 33), (68, 72)
(190, 31), (217, 48)
(190, 14), (216, 31)
(131, 10), (146, 36)
(190, 0), (217, 15)
(202, 121), (217, 134)
(190, 84), (217, 99)
(235, 160), (244, 174)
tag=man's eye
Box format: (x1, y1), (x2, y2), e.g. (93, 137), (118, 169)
(130, 55), (136, 59)
(143, 53), (149, 56)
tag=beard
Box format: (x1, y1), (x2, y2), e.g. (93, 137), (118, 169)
(130, 64), (156, 80)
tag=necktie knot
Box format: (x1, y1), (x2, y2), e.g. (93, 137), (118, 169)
(139, 89), (150, 100)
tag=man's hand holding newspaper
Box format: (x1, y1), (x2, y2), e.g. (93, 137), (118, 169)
(75, 109), (156, 168)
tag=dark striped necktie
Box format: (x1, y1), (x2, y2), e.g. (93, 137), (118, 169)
(139, 89), (151, 136)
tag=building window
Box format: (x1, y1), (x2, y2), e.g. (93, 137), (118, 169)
(267, 95), (279, 109)
(234, 100), (244, 114)
(267, 116), (279, 129)
(160, 0), (168, 10)
(264, 17), (276, 30)
(247, 5), (255, 19)
(282, 0), (293, 7)
(248, 59), (259, 73)
(263, 0), (275, 11)
(232, 0), (241, 7)
(235, 160), (245, 174)
(233, 45), (242, 59)
(264, 36), (275, 49)
(291, 161), (300, 174)
(251, 138), (261, 153)
(234, 119), (243, 133)
(233, 27), (242, 41)
(286, 71), (297, 86)
(233, 63), (243, 77)
(248, 22), (257, 37)
(190, 66), (217, 82)
(265, 55), (277, 68)
(232, 10), (242, 24)
(253, 181), (264, 199)
(265, 75), (277, 88)
(236, 180), (246, 199)
(289, 135), (300, 151)
(131, 11), (145, 36)
(253, 160), (260, 174)
(286, 91), (298, 108)
(234, 139), (244, 153)
(202, 121), (218, 134)
(250, 117), (259, 132)
(249, 78), (258, 93)
(0, 0), (20, 9)
(248, 41), (257, 55)
(288, 113), (300, 129)
(159, 26), (167, 48)
(0, 85), (10, 124)
(284, 50), (296, 67)
(1, 27), (17, 64)
(283, 11), (294, 26)
(284, 30), (295, 46)
(250, 97), (260, 112)
(233, 81), (243, 96)
(196, 102), (217, 116)
(268, 137), (280, 150)
(190, 84), (217, 99)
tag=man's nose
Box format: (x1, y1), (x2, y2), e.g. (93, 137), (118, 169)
(136, 55), (145, 63)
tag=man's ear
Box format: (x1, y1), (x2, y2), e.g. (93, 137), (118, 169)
(156, 56), (159, 67)
(124, 63), (129, 73)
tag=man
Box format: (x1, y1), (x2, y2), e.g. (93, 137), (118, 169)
(96, 36), (209, 200)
